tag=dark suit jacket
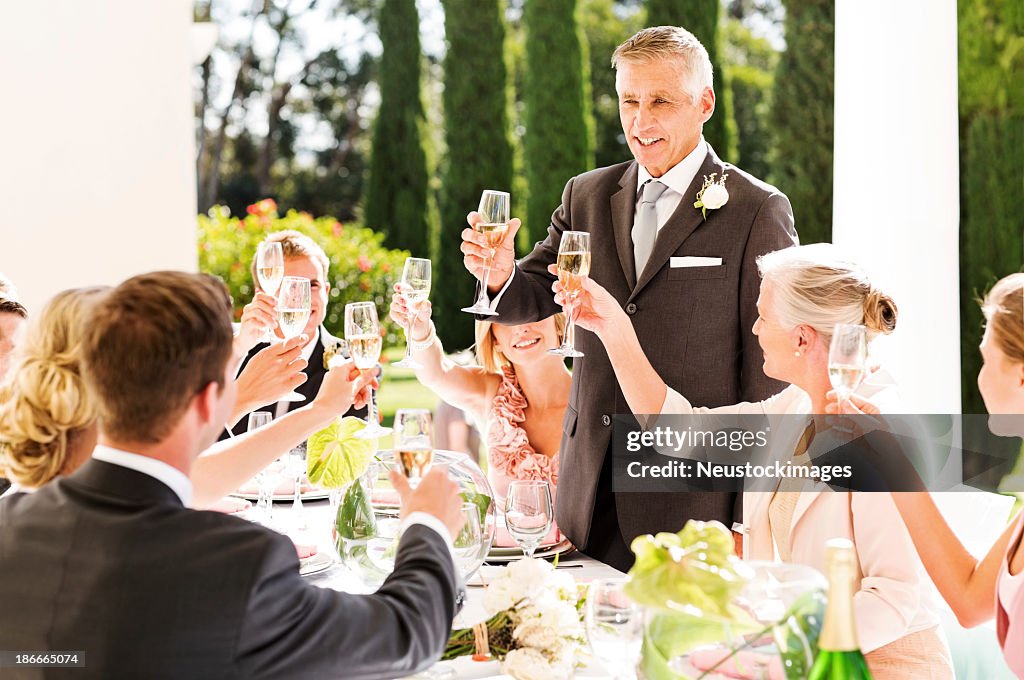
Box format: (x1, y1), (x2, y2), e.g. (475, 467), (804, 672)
(0, 459), (461, 679)
(494, 147), (797, 550)
(223, 326), (367, 439)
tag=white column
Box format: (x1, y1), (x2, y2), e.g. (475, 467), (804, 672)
(0, 0), (198, 315)
(833, 0), (960, 413)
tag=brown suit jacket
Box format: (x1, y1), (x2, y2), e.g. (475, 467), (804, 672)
(494, 146), (797, 551)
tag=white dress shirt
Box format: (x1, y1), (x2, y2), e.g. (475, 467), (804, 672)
(92, 445), (193, 507)
(274, 327), (320, 419)
(635, 138), (708, 234)
(490, 139), (709, 308)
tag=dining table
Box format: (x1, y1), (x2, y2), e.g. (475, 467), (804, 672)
(247, 491), (629, 679)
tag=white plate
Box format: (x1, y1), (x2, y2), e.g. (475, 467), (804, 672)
(299, 551), (333, 577)
(485, 538), (574, 563)
(230, 490), (329, 502)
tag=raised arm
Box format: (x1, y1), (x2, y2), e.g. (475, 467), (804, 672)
(191, 360), (374, 507)
(389, 284), (498, 421)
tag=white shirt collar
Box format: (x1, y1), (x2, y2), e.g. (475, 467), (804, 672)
(637, 137), (708, 198)
(299, 326), (321, 362)
(91, 445), (193, 507)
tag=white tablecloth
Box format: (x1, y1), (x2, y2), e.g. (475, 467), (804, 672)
(267, 496), (626, 679)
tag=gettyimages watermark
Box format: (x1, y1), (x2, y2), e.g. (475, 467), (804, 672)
(611, 413), (1024, 494)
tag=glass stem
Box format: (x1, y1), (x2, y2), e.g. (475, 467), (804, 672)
(478, 259), (492, 306)
(403, 323), (413, 361)
(564, 297), (576, 349)
(367, 385), (378, 427)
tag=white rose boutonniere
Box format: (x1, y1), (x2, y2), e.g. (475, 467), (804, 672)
(693, 172), (730, 220)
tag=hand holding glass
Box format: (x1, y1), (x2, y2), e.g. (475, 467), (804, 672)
(276, 276), (311, 402)
(828, 324), (868, 407)
(550, 231), (591, 358)
(394, 408), (433, 488)
(394, 257), (431, 369)
(504, 480), (553, 559)
(345, 302), (391, 439)
(463, 190), (510, 316)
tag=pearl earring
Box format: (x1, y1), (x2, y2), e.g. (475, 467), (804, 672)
(794, 351), (801, 357)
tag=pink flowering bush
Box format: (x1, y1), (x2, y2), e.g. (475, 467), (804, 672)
(198, 200), (408, 343)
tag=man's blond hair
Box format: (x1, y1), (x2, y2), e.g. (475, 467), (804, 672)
(611, 26), (713, 103)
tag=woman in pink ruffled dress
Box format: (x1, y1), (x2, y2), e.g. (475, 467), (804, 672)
(390, 284), (569, 541)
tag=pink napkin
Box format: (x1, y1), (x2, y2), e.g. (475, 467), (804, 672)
(209, 497), (251, 514)
(688, 649), (784, 680)
(293, 542), (319, 560)
(493, 524), (561, 548)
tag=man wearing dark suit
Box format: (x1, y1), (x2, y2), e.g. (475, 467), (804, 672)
(223, 230), (367, 439)
(0, 271), (465, 679)
(461, 26), (797, 571)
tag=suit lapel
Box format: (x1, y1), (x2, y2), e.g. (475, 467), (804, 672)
(629, 150), (726, 302)
(611, 162), (640, 289)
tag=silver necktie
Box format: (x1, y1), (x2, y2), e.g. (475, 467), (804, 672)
(632, 180), (668, 280)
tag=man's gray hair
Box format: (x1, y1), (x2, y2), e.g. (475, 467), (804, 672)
(612, 26), (714, 104)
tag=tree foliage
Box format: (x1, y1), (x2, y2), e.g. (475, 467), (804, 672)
(522, 0), (595, 244)
(363, 0), (433, 256)
(435, 0), (516, 349)
(958, 0), (1024, 420)
(771, 0), (833, 244)
(646, 0), (738, 161)
(722, 17), (778, 181)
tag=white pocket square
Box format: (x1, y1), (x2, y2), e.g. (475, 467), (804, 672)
(670, 256), (723, 268)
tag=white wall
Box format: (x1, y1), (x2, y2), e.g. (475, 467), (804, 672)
(0, 0), (198, 315)
(833, 0), (961, 413)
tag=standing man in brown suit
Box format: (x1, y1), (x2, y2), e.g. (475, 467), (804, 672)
(461, 26), (797, 571)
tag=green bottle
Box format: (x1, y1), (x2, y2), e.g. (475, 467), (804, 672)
(808, 538), (873, 679)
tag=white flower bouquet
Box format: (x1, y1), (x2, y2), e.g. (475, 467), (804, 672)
(443, 558), (585, 679)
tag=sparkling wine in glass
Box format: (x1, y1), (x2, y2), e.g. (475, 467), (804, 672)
(394, 408), (433, 488)
(504, 480), (553, 559)
(586, 578), (643, 680)
(828, 324), (868, 408)
(255, 241), (284, 343)
(462, 190), (510, 317)
(276, 276), (311, 402)
(345, 301), (391, 439)
(550, 231), (591, 358)
(394, 257), (431, 369)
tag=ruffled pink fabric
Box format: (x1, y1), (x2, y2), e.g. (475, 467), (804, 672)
(486, 366), (560, 507)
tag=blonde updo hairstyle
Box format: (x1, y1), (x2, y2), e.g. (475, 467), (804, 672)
(756, 244), (898, 345)
(982, 273), (1024, 366)
(474, 314), (567, 374)
(0, 287), (108, 488)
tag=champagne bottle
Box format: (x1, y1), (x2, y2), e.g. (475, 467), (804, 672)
(808, 538), (873, 679)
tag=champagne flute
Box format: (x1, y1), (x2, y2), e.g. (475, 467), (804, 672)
(277, 276), (311, 402)
(828, 324), (868, 409)
(393, 408), (433, 488)
(248, 411), (274, 523)
(586, 579), (643, 680)
(462, 190), (510, 316)
(453, 502), (485, 579)
(549, 231), (591, 358)
(504, 480), (553, 559)
(394, 257), (431, 369)
(255, 241), (284, 344)
(345, 301), (391, 439)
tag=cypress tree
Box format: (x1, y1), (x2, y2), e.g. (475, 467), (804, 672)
(958, 0), (1024, 423)
(436, 0), (515, 349)
(771, 0), (834, 244)
(523, 0), (595, 245)
(363, 0), (432, 256)
(647, 0), (738, 162)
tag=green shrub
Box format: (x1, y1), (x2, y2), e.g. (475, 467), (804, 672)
(198, 200), (409, 344)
